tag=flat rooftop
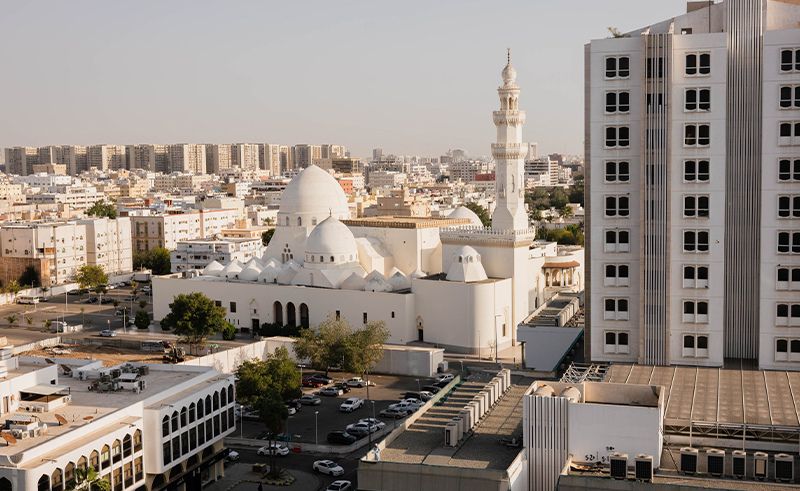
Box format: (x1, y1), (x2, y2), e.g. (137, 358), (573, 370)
(379, 378), (527, 471)
(342, 216), (470, 229)
(606, 364), (800, 428)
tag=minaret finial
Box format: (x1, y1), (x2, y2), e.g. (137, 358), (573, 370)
(507, 48), (511, 65)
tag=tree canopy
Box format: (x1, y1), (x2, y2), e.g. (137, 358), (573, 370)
(18, 265), (40, 288)
(463, 202), (491, 227)
(133, 247), (171, 275)
(261, 228), (275, 246)
(86, 199), (117, 219)
(134, 310), (150, 330)
(75, 265), (108, 291)
(160, 292), (231, 350)
(294, 316), (390, 377)
(236, 347), (301, 404)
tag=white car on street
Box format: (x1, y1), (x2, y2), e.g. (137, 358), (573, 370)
(257, 443), (289, 456)
(313, 460), (344, 476)
(339, 397), (364, 412)
(387, 401), (419, 414)
(326, 481), (353, 491)
(355, 417), (385, 430)
(436, 373), (454, 383)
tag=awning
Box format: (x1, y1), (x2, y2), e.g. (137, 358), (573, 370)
(22, 384), (69, 396)
(543, 261), (580, 269)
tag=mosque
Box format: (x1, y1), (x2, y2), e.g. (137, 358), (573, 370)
(152, 53), (584, 355)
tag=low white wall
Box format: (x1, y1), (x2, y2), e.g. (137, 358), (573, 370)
(517, 326), (582, 371)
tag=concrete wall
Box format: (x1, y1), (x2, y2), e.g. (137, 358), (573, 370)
(517, 326), (582, 371)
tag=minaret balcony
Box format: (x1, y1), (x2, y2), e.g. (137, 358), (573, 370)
(492, 111), (526, 126)
(491, 143), (527, 160)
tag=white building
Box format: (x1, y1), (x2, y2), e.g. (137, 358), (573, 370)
(586, 0), (800, 370)
(79, 217), (133, 275)
(131, 209), (240, 252)
(0, 341), (234, 490)
(153, 54), (583, 355)
(0, 221), (87, 285)
(171, 237), (265, 273)
(367, 170), (407, 189)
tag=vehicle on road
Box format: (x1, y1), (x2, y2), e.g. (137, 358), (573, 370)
(286, 406), (297, 415)
(225, 450), (240, 463)
(257, 443), (289, 456)
(388, 401), (420, 413)
(298, 394), (321, 406)
(285, 399), (302, 410)
(434, 380), (451, 389)
(319, 386), (344, 397)
(405, 391), (433, 401)
(422, 385), (441, 394)
(309, 374), (333, 384)
(100, 297), (114, 304)
(326, 480), (353, 491)
(16, 295), (40, 305)
(241, 410), (261, 421)
(339, 397), (364, 412)
(379, 408), (409, 419)
(345, 421), (380, 437)
(86, 297), (99, 304)
(302, 377), (325, 388)
(114, 309), (127, 316)
(326, 431), (357, 445)
(346, 377), (374, 387)
(356, 418), (386, 430)
(313, 460), (344, 476)
(99, 329), (117, 337)
(333, 382), (351, 393)
(436, 373), (455, 383)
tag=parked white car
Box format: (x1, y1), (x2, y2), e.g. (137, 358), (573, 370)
(326, 481), (352, 491)
(313, 460), (344, 476)
(388, 401), (419, 414)
(436, 373), (454, 383)
(257, 443), (289, 456)
(339, 397), (364, 412)
(345, 421), (380, 436)
(356, 417), (385, 430)
(346, 377), (371, 387)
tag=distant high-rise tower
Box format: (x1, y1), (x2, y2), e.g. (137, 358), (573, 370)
(491, 50), (529, 231)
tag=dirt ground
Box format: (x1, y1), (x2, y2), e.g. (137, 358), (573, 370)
(26, 343), (195, 366)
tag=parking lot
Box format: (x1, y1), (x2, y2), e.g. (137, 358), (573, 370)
(237, 371), (451, 445)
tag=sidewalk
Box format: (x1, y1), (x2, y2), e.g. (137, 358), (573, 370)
(204, 462), (321, 491)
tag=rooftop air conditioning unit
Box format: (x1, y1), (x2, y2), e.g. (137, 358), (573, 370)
(706, 449), (725, 477)
(775, 453), (794, 483)
(680, 447), (698, 475)
(753, 451), (768, 481)
(731, 450), (746, 479)
(634, 454), (653, 482)
(444, 423), (458, 447)
(609, 452), (628, 480)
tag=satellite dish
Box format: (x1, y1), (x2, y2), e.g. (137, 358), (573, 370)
(54, 414), (68, 426)
(0, 432), (17, 445)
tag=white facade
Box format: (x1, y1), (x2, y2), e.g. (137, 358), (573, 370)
(0, 221), (87, 285)
(131, 209), (240, 251)
(79, 217), (133, 275)
(586, 0), (800, 369)
(170, 238), (264, 273)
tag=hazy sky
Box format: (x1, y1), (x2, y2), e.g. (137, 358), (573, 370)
(0, 1), (685, 159)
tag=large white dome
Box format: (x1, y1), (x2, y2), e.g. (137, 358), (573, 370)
(448, 206), (483, 227)
(279, 165), (349, 219)
(304, 216), (358, 266)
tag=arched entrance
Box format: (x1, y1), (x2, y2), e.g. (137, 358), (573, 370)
(299, 303), (309, 328)
(0, 478), (12, 491)
(286, 302), (296, 328)
(273, 301), (283, 326)
(37, 475), (49, 491)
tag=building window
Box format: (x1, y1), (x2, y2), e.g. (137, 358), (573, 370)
(335, 310), (340, 320)
(604, 229), (630, 253)
(684, 124), (711, 147)
(229, 301), (237, 313)
(603, 331), (629, 354)
(604, 264), (630, 287)
(683, 334), (709, 357)
(683, 265), (709, 288)
(603, 297), (629, 320)
(779, 158), (800, 182)
(778, 195), (800, 218)
(363, 312), (368, 324)
(779, 121), (800, 145)
(780, 85), (800, 109)
(604, 161), (630, 182)
(604, 126), (630, 148)
(775, 338), (800, 362)
(171, 411), (178, 432)
(777, 266), (800, 291)
(684, 160), (710, 182)
(780, 48), (800, 73)
(162, 416), (169, 437)
(685, 88), (711, 111)
(162, 442), (171, 465)
(605, 55), (630, 79)
(683, 230), (710, 253)
(776, 303), (800, 327)
(683, 195), (710, 218)
(605, 91), (630, 113)
(777, 231), (800, 254)
(604, 195), (630, 217)
(646, 56), (664, 78)
(683, 300), (709, 323)
(685, 52), (711, 76)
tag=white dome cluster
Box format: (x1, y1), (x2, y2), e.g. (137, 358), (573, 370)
(303, 216), (359, 268)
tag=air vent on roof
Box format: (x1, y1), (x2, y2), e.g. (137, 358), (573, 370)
(609, 453), (628, 480)
(634, 454), (653, 482)
(775, 453), (794, 483)
(706, 449), (724, 477)
(753, 451), (768, 481)
(680, 447), (698, 475)
(731, 450), (746, 479)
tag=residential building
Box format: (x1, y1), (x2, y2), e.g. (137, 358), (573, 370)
(331, 157), (362, 174)
(131, 209), (240, 251)
(260, 143), (282, 175)
(585, 0), (800, 369)
(291, 144), (321, 169)
(170, 237), (265, 272)
(0, 221), (87, 285)
(205, 144), (233, 174)
(321, 144), (347, 159)
(79, 217), (133, 275)
(449, 160), (491, 183)
(367, 170), (407, 189)
(87, 145), (127, 171)
(524, 158), (559, 187)
(167, 144), (206, 174)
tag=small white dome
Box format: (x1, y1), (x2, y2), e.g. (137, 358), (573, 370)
(239, 263), (261, 281)
(221, 261), (243, 279)
(277, 260), (301, 284)
(258, 264), (280, 283)
(448, 206), (483, 227)
(364, 270), (392, 292)
(341, 272), (368, 290)
(304, 216), (358, 266)
(202, 260), (224, 276)
(388, 271), (410, 291)
(446, 245), (488, 283)
(278, 165), (349, 219)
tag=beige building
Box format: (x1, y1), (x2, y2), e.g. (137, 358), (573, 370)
(291, 144), (321, 169)
(87, 145), (127, 171)
(260, 143), (282, 175)
(0, 221), (87, 285)
(167, 144), (206, 174)
(205, 144), (233, 174)
(131, 209), (240, 251)
(79, 217), (133, 275)
(126, 144), (169, 172)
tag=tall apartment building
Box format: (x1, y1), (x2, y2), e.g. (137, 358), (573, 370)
(260, 143), (282, 175)
(126, 144), (168, 172)
(291, 144), (321, 169)
(205, 144), (233, 174)
(87, 145), (127, 171)
(586, 0), (800, 370)
(321, 144), (347, 159)
(4, 147), (39, 175)
(131, 209), (240, 251)
(231, 143), (259, 170)
(0, 222), (87, 285)
(449, 160), (491, 182)
(79, 217), (133, 275)
(524, 158), (559, 187)
(167, 144), (206, 174)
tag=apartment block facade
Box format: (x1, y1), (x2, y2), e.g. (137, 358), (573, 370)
(586, 0), (800, 370)
(79, 217), (133, 275)
(131, 209), (240, 252)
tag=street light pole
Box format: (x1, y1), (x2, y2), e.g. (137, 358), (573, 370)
(368, 400), (376, 447)
(415, 379), (420, 392)
(314, 411), (319, 446)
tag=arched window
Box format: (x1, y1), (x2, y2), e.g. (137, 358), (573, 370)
(133, 429), (143, 452)
(101, 444), (110, 469)
(171, 411), (178, 432)
(77, 456), (87, 472)
(180, 407), (187, 427)
(220, 388), (227, 406)
(37, 475), (50, 491)
(228, 384), (234, 403)
(213, 391), (220, 410)
(123, 434), (132, 457)
(297, 217), (302, 226)
(162, 415), (169, 436)
(312, 217), (318, 225)
(319, 255), (324, 262)
(112, 439), (122, 463)
(0, 477), (12, 491)
(90, 450), (99, 471)
(197, 398), (205, 418)
(205, 395), (212, 414)
(273, 301), (283, 326)
(286, 302), (296, 328)
(330, 256), (334, 262)
(64, 462), (75, 489)
(189, 402), (196, 423)
(300, 303), (309, 329)
(51, 468), (63, 491)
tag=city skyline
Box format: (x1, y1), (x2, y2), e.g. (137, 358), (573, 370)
(1, 0), (686, 159)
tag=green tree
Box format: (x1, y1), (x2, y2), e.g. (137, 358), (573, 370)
(138, 299), (148, 310)
(25, 315), (33, 327)
(5, 314), (17, 327)
(293, 316), (352, 375)
(3, 279), (22, 296)
(550, 188), (569, 210)
(525, 187), (551, 210)
(344, 321), (390, 400)
(221, 323), (236, 340)
(262, 228), (275, 246)
(86, 199), (117, 219)
(529, 209), (543, 222)
(134, 310), (150, 330)
(18, 265), (40, 288)
(73, 465), (109, 491)
(256, 393), (289, 478)
(568, 182), (585, 207)
(134, 247), (172, 275)
(463, 202), (491, 227)
(236, 348), (301, 404)
(559, 204), (574, 219)
(76, 265), (108, 292)
(160, 292), (231, 353)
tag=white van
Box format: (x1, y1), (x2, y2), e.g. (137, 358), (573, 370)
(16, 295), (40, 305)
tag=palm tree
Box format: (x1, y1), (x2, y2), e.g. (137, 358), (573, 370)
(5, 314), (17, 327)
(72, 466), (109, 491)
